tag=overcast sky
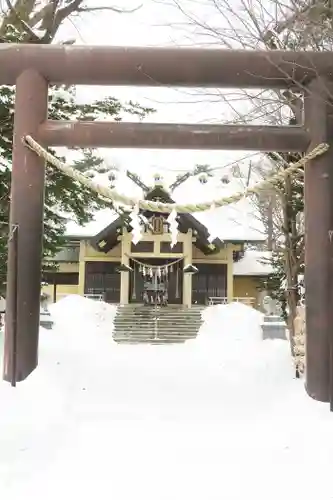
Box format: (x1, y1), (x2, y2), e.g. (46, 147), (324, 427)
(57, 0), (264, 184)
(55, 0), (271, 238)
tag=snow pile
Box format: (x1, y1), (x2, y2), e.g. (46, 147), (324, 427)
(0, 296), (118, 375)
(198, 301), (264, 345)
(192, 302), (294, 410)
(44, 296), (118, 370)
(1, 298), (333, 500)
(50, 294), (116, 334)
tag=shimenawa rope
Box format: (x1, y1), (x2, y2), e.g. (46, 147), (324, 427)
(24, 135), (328, 214)
(127, 254), (184, 269)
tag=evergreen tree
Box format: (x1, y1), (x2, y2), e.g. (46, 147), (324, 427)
(0, 22), (154, 293)
(258, 149), (305, 323)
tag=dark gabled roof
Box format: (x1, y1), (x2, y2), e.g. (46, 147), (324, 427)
(90, 216), (125, 253)
(90, 186), (224, 255)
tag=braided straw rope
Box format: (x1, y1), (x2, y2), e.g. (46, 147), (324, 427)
(24, 135), (328, 214)
(127, 254), (184, 269)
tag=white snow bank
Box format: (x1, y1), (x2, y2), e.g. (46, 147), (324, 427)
(46, 295), (118, 368)
(1, 298), (333, 500)
(50, 294), (117, 328)
(190, 302), (294, 412)
(0, 296), (118, 375)
(199, 302), (264, 345)
(50, 294), (116, 336)
(0, 297), (119, 410)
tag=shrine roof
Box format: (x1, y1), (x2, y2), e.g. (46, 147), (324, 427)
(65, 168), (266, 246)
(233, 250), (273, 276)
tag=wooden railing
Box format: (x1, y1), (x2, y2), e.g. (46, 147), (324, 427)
(208, 296), (256, 307)
(83, 293), (104, 301)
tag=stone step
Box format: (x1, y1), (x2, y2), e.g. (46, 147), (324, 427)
(113, 325), (200, 333)
(116, 319), (201, 323)
(114, 322), (201, 327)
(113, 332), (197, 337)
(114, 335), (196, 338)
(114, 316), (202, 325)
(114, 324), (201, 329)
(113, 332), (198, 338)
(118, 306), (204, 309)
(119, 305), (204, 309)
(113, 339), (189, 344)
(114, 328), (197, 332)
(118, 312), (203, 315)
(113, 332), (197, 336)
(114, 316), (202, 321)
(115, 313), (202, 316)
(114, 332), (195, 336)
(113, 337), (197, 344)
(114, 328), (201, 333)
(114, 330), (197, 334)
(114, 319), (202, 324)
(115, 312), (203, 318)
(117, 310), (203, 316)
(117, 311), (201, 318)
(118, 308), (203, 312)
(115, 311), (202, 315)
(112, 304), (203, 345)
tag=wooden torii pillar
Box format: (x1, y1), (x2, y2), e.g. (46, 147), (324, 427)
(0, 44), (331, 407)
(4, 70), (48, 383)
(304, 77), (333, 406)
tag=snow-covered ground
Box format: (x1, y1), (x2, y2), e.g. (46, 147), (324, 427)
(0, 296), (332, 500)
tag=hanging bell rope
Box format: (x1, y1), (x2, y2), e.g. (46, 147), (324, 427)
(24, 135), (329, 214)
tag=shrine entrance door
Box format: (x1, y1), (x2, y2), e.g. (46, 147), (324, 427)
(128, 258), (183, 305)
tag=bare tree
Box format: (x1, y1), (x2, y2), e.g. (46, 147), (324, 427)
(157, 0), (331, 349)
(0, 0), (142, 43)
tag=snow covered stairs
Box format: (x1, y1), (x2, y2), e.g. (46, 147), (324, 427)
(113, 304), (204, 344)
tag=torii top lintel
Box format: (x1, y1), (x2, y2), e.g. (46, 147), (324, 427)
(0, 44), (332, 88)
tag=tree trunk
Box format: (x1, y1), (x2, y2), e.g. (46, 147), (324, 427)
(266, 194), (274, 251)
(282, 173), (299, 358)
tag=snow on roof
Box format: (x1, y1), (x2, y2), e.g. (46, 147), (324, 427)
(65, 208), (118, 238)
(65, 167), (266, 242)
(65, 169), (142, 238)
(172, 175), (265, 242)
(233, 250), (273, 276)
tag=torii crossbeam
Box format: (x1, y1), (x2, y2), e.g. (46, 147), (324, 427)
(2, 44), (333, 409)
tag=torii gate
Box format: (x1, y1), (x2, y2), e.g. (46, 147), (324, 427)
(1, 45), (333, 408)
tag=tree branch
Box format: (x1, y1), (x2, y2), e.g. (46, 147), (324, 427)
(29, 1), (60, 29)
(77, 4), (143, 14)
(39, 0), (83, 43)
(2, 0), (42, 42)
(263, 2), (312, 41)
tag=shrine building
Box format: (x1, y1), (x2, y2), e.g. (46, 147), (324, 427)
(42, 174), (272, 308)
